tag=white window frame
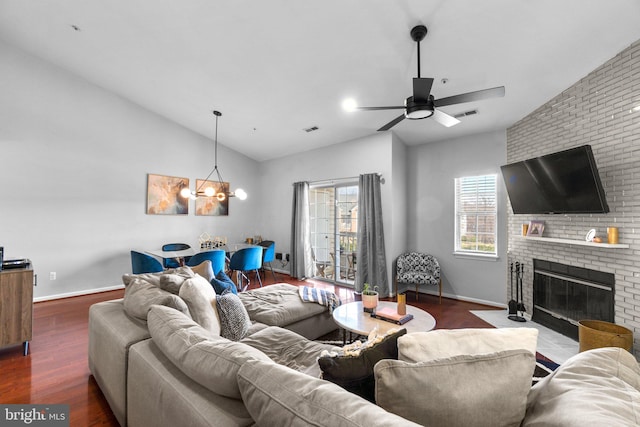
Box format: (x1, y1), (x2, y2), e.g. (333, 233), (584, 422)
(454, 174), (498, 258)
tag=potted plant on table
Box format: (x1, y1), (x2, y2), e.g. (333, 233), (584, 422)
(362, 283), (379, 313)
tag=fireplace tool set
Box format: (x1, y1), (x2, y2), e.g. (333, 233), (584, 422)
(508, 261), (526, 322)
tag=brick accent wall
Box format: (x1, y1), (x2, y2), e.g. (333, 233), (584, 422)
(507, 39), (640, 357)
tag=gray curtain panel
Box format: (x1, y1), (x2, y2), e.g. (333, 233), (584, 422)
(290, 181), (314, 279)
(356, 173), (389, 296)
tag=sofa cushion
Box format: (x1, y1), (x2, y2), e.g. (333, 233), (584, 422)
(240, 326), (339, 377)
(147, 305), (272, 399)
(238, 283), (326, 326)
(123, 277), (190, 321)
(178, 274), (221, 335)
(523, 347), (640, 426)
(216, 291), (251, 341)
(375, 349), (535, 427)
(237, 359), (422, 427)
(317, 329), (406, 402)
(211, 270), (238, 295)
(398, 327), (538, 362)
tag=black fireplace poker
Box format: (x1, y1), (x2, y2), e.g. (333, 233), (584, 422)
(508, 261), (526, 323)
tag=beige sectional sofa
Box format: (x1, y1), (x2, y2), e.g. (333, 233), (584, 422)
(89, 267), (640, 427)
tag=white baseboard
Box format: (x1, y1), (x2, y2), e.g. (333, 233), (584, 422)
(34, 284), (125, 303)
(397, 285), (505, 309)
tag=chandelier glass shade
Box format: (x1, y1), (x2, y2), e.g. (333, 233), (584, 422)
(180, 111), (247, 201)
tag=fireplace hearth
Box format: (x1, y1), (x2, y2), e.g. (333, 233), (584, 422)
(533, 259), (614, 340)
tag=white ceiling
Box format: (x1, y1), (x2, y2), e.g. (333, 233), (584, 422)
(1, 1), (639, 161)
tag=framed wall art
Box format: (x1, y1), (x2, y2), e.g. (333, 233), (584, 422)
(195, 179), (229, 216)
(146, 174), (189, 215)
(526, 220), (545, 237)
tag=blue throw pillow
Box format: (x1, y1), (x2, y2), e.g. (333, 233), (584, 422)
(211, 270), (238, 295)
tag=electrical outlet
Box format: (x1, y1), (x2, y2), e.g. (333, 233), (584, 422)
(50, 272), (57, 280)
(275, 252), (283, 260)
(285, 253), (290, 262)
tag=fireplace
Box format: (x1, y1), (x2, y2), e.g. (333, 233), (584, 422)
(533, 259), (614, 340)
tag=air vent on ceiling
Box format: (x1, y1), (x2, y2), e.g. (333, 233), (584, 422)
(303, 126), (319, 133)
(453, 109), (478, 119)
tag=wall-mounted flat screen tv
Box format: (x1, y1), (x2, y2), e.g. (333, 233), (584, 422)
(500, 145), (609, 214)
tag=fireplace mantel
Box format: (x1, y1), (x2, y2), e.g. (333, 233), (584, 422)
(518, 235), (629, 249)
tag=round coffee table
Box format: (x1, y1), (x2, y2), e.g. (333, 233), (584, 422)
(332, 301), (436, 342)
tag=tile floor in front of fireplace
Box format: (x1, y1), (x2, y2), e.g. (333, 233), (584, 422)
(471, 309), (579, 364)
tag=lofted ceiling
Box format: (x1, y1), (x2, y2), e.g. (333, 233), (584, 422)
(1, 1), (639, 161)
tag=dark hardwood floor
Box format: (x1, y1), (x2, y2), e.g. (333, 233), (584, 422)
(0, 273), (500, 426)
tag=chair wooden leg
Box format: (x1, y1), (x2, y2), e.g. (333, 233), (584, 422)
(439, 279), (442, 304)
(415, 284), (419, 301)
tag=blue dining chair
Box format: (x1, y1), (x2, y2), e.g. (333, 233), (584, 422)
(131, 251), (164, 274)
(186, 249), (226, 275)
(162, 243), (191, 268)
(228, 246), (263, 292)
(257, 240), (277, 282)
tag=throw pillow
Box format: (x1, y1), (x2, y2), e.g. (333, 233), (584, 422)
(189, 260), (215, 283)
(122, 266), (195, 287)
(123, 277), (190, 321)
(147, 305), (272, 399)
(211, 270), (238, 295)
(317, 328), (407, 402)
(375, 349), (536, 427)
(398, 327), (538, 363)
(237, 359), (418, 427)
(158, 273), (187, 294)
(178, 274), (221, 335)
(216, 291), (251, 341)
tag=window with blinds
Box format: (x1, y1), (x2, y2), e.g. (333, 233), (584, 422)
(454, 174), (497, 256)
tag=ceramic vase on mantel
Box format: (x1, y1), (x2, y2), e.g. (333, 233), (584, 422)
(362, 291), (379, 313)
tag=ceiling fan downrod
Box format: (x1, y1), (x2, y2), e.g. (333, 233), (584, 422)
(410, 25), (428, 78)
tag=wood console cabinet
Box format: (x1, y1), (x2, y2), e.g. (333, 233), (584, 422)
(0, 268), (33, 355)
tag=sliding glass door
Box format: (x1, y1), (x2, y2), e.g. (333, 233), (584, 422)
(309, 183), (358, 286)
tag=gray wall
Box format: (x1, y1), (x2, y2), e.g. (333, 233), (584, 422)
(406, 130), (508, 306)
(507, 40), (640, 356)
(256, 132), (406, 296)
(0, 40), (260, 299)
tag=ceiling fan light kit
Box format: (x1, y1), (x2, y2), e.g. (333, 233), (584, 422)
(347, 24), (505, 131)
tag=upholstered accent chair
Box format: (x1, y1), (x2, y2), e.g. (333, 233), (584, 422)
(130, 250), (164, 274)
(396, 252), (442, 303)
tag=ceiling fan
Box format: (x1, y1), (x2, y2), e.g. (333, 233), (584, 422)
(347, 25), (505, 131)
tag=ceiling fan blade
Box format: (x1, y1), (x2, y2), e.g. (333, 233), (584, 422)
(413, 78), (434, 103)
(355, 106), (405, 111)
(378, 114), (406, 131)
(432, 109), (461, 127)
(434, 86), (505, 108)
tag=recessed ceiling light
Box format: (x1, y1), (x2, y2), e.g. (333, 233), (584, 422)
(342, 98), (357, 112)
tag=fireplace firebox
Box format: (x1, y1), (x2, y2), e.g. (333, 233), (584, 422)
(533, 259), (614, 340)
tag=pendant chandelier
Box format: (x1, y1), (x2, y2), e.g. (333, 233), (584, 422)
(180, 111), (247, 201)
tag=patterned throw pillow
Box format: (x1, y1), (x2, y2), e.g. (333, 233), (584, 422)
(216, 291), (251, 341)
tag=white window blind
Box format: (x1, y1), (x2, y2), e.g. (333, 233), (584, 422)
(455, 174), (497, 255)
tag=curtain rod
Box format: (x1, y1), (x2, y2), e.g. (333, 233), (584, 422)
(298, 173), (383, 187)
